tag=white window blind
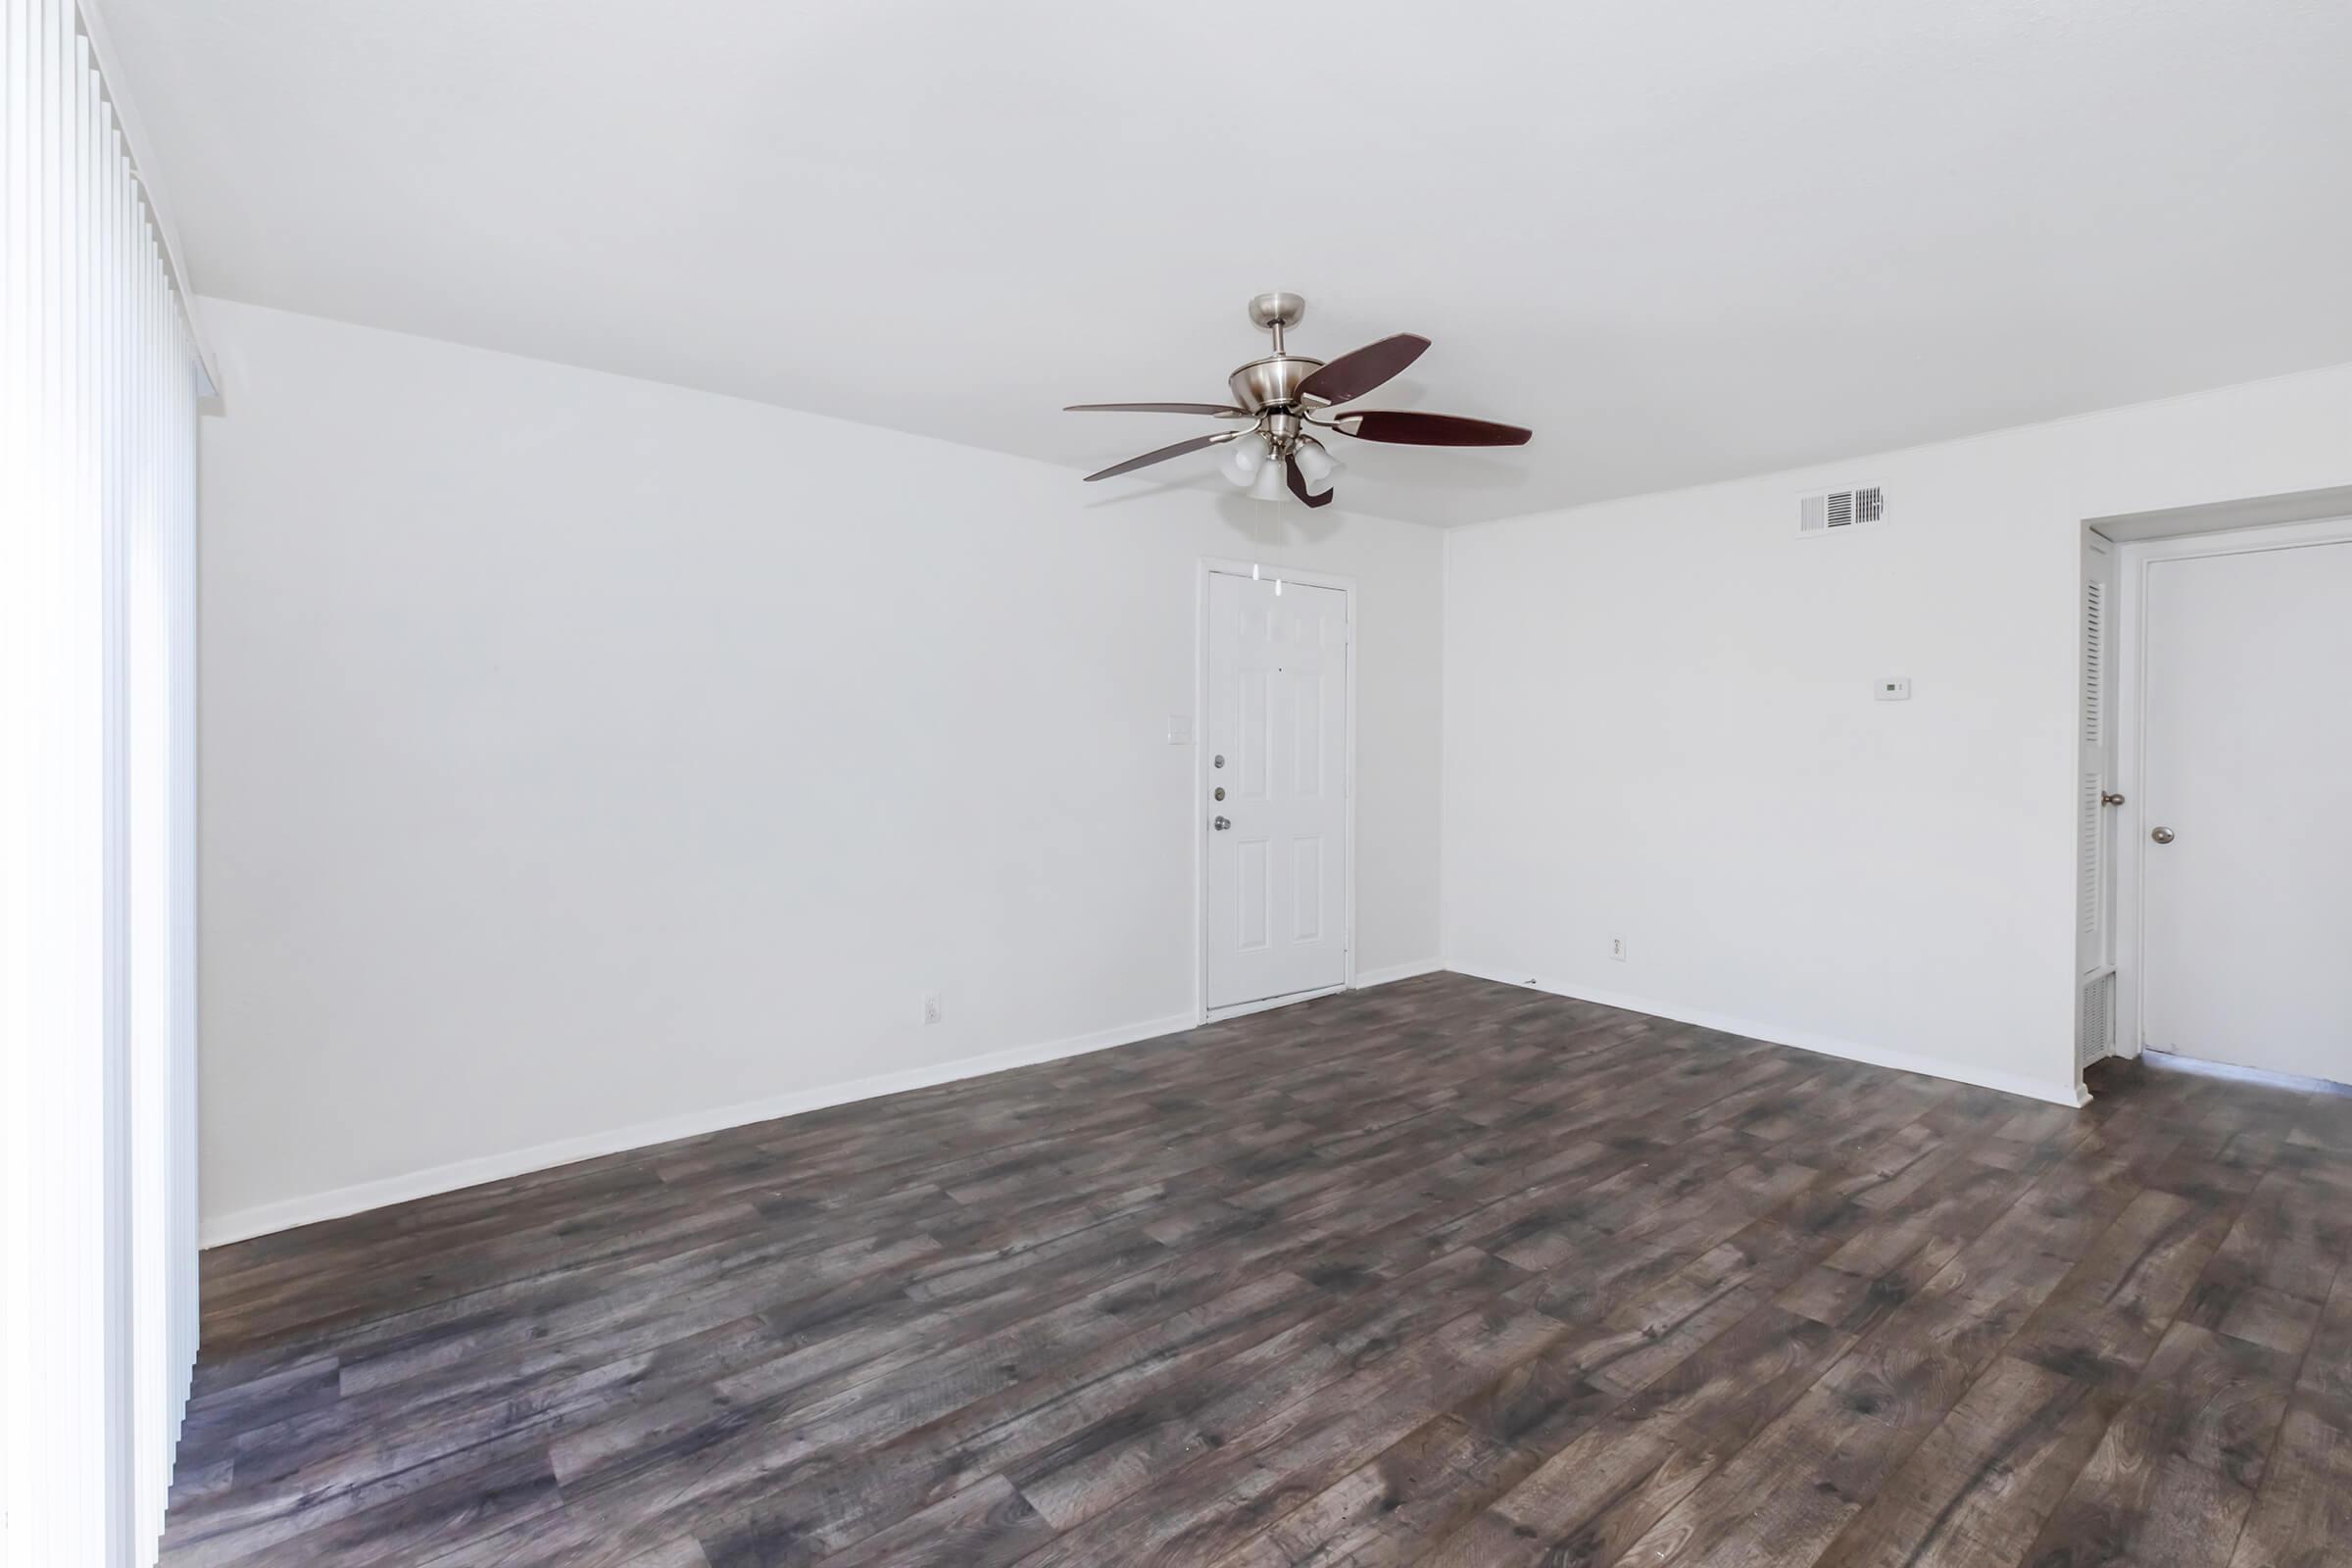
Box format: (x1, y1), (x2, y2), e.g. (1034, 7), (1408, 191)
(2, 1), (204, 1563)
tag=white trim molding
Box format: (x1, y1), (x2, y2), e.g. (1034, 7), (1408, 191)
(1352, 958), (1446, 989)
(2138, 1048), (2352, 1100)
(201, 1009), (1198, 1249)
(1446, 964), (2089, 1107)
(205, 960), (1455, 1249)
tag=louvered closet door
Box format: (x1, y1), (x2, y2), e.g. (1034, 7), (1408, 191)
(2076, 535), (2118, 1068)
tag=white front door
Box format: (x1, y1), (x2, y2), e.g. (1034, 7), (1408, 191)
(2140, 532), (2352, 1083)
(1204, 571), (1349, 1012)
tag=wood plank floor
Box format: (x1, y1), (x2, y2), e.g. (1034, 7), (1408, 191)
(165, 973), (2352, 1568)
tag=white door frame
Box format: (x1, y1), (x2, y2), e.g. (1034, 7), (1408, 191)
(2109, 514), (2352, 1061)
(1195, 557), (1359, 1024)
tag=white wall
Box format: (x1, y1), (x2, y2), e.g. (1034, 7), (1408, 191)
(196, 299), (1446, 1240)
(199, 292), (2352, 1235)
(1443, 364), (2352, 1105)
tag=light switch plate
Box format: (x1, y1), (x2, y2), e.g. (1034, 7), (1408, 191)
(1875, 677), (1912, 702)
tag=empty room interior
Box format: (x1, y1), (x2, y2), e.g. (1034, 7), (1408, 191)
(10, 2), (2352, 1565)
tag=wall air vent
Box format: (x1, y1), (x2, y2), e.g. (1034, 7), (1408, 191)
(1798, 485), (1886, 536)
(2078, 969), (2116, 1068)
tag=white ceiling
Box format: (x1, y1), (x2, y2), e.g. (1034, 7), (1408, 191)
(108, 0), (2352, 526)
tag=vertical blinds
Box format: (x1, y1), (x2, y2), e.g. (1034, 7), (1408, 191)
(2, 1), (203, 1563)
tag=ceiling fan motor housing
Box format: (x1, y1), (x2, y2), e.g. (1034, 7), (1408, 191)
(1229, 290), (1326, 435)
(1227, 355), (1328, 417)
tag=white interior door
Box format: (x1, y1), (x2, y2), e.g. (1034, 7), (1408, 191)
(2140, 533), (2352, 1083)
(1204, 571), (1349, 1012)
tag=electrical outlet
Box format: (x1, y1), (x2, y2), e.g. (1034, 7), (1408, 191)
(1609, 936), (1628, 962)
(921, 992), (942, 1026)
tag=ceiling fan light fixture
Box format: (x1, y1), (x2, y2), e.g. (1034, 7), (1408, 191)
(1221, 433), (1268, 487)
(1062, 293), (1531, 507)
(1293, 441), (1336, 492)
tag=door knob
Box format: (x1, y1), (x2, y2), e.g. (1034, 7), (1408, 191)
(2101, 791), (2126, 807)
(2151, 826), (2175, 844)
(1212, 816), (1230, 831)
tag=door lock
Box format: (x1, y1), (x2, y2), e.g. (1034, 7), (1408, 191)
(1212, 816), (1231, 831)
(1213, 787), (1225, 801)
(2151, 825), (2175, 844)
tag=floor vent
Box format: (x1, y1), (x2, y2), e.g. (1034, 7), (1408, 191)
(1799, 485), (1886, 536)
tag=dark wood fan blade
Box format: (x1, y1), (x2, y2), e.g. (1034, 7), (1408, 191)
(1296, 334), (1430, 406)
(1285, 455), (1335, 509)
(1064, 402), (1246, 416)
(1082, 432), (1226, 482)
(1333, 411), (1532, 447)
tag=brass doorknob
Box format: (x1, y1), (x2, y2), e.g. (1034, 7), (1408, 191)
(2151, 826), (2175, 844)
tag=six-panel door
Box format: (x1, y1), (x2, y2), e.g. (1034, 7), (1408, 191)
(1204, 572), (1349, 1011)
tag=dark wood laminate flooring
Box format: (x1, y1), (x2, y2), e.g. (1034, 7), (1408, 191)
(164, 973), (2352, 1568)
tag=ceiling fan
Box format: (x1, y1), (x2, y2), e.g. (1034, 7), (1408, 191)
(1066, 292), (1533, 509)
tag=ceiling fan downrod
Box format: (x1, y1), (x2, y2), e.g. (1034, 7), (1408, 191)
(1247, 290), (1306, 357)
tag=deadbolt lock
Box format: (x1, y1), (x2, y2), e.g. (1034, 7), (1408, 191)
(1213, 754), (1225, 768)
(1213, 787), (1225, 801)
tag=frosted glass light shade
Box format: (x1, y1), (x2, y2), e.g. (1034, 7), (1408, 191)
(1221, 434), (1267, 486)
(1293, 441), (1335, 490)
(1249, 460), (1287, 501)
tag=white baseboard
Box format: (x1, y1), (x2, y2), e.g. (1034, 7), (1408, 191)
(2139, 1048), (2352, 1098)
(1351, 957), (1446, 989)
(1446, 962), (2088, 1108)
(202, 958), (2082, 1247)
(200, 1008), (1199, 1248)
